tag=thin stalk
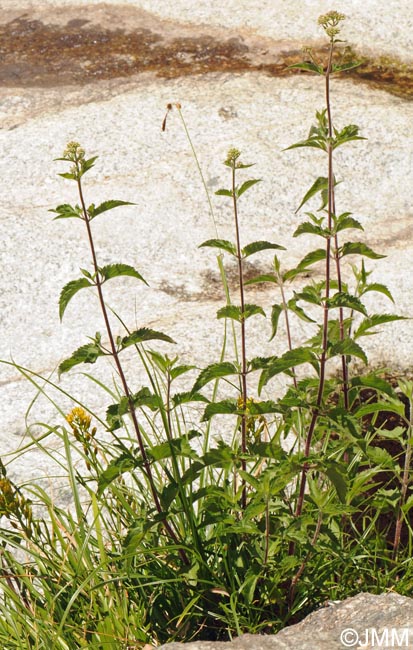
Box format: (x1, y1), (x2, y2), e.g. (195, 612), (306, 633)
(293, 40), (335, 523)
(76, 172), (187, 563)
(231, 164), (248, 510)
(277, 272), (298, 389)
(393, 394), (413, 558)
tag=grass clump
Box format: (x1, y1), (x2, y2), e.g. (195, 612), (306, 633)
(0, 12), (412, 648)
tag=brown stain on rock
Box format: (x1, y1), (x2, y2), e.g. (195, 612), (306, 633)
(0, 8), (412, 99)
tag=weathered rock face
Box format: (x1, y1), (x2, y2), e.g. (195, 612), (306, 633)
(0, 2), (412, 481)
(159, 593), (413, 650)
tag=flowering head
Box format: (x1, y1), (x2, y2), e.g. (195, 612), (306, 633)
(318, 11), (346, 41)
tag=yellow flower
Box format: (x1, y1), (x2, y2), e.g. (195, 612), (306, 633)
(66, 407), (92, 432)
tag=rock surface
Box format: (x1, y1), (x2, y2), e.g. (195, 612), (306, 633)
(0, 1), (412, 482)
(159, 593), (413, 650)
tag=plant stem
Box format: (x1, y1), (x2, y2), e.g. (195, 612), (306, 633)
(294, 40), (335, 522)
(231, 165), (248, 510)
(76, 175), (187, 562)
(393, 393), (412, 558)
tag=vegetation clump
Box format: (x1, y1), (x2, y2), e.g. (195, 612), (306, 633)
(0, 12), (411, 649)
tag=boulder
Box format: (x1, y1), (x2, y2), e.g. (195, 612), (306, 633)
(159, 593), (413, 650)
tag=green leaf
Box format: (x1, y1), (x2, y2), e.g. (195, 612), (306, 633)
(172, 391), (209, 407)
(88, 200), (134, 219)
(366, 447), (396, 468)
(242, 240), (285, 258)
(335, 215), (364, 233)
(199, 239), (237, 256)
(98, 263), (147, 285)
(327, 292), (368, 315)
(360, 283), (394, 303)
(259, 347), (316, 392)
(329, 339), (368, 365)
(202, 399), (238, 421)
(354, 314), (408, 339)
(49, 203), (83, 220)
(236, 179), (261, 198)
(217, 304), (265, 322)
(354, 401), (405, 420)
(270, 304), (282, 341)
(351, 374), (397, 398)
(97, 452), (138, 496)
(215, 189), (233, 197)
(58, 341), (105, 376)
(293, 222), (326, 238)
(59, 277), (92, 321)
(217, 305), (242, 322)
(333, 124), (366, 149)
(295, 176), (340, 213)
(192, 362), (239, 393)
(325, 464), (347, 503)
(332, 60), (363, 73)
(106, 388), (161, 430)
(296, 248), (326, 270)
(81, 155), (98, 174)
(119, 328), (175, 351)
(245, 273), (277, 286)
(340, 242), (385, 259)
(288, 62), (324, 74)
(58, 172), (77, 180)
(170, 364), (196, 381)
(148, 431), (201, 462)
(288, 300), (316, 323)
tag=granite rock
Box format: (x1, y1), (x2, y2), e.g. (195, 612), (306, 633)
(159, 593), (413, 650)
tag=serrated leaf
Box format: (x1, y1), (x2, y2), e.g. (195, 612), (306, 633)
(192, 362), (239, 393)
(201, 399), (238, 421)
(81, 155), (98, 174)
(106, 388), (161, 430)
(259, 347), (316, 392)
(199, 239), (237, 255)
(360, 283), (394, 303)
(242, 240), (285, 258)
(58, 172), (77, 180)
(245, 273), (277, 286)
(288, 300), (316, 323)
(325, 465), (347, 503)
(295, 176), (340, 213)
(288, 62), (324, 74)
(58, 342), (105, 376)
(354, 314), (408, 339)
(49, 203), (83, 220)
(172, 391), (209, 407)
(270, 304), (282, 341)
(340, 242), (385, 259)
(148, 431), (200, 462)
(327, 292), (368, 315)
(98, 263), (147, 285)
(335, 215), (364, 232)
(236, 179), (261, 198)
(351, 374), (397, 398)
(120, 328), (175, 350)
(293, 222), (326, 238)
(59, 277), (92, 321)
(217, 305), (242, 322)
(354, 401), (405, 420)
(215, 189), (233, 197)
(296, 248), (326, 270)
(217, 304), (265, 322)
(329, 339), (368, 365)
(366, 447), (396, 468)
(97, 452), (138, 496)
(332, 60), (363, 73)
(170, 364), (196, 381)
(89, 199), (134, 219)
